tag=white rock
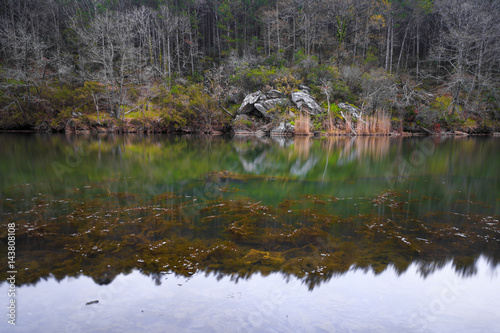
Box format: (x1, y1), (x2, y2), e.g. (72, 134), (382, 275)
(291, 91), (323, 115)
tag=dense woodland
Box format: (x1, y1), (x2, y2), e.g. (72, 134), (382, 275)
(0, 0), (499, 133)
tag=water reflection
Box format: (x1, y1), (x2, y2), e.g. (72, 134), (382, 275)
(1, 256), (499, 333)
(1, 186), (499, 290)
(234, 136), (391, 177)
(0, 134), (499, 290)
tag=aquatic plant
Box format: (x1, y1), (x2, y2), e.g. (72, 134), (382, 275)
(1, 184), (498, 290)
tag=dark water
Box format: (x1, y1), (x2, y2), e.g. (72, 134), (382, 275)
(1, 133), (499, 332)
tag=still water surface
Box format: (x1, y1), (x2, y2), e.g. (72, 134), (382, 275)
(0, 134), (499, 332)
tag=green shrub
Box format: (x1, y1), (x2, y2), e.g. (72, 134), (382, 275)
(272, 73), (302, 94)
(231, 66), (278, 91)
(233, 116), (253, 129)
(329, 103), (342, 118)
(292, 49), (319, 82)
(151, 82), (230, 131)
(306, 65), (339, 86)
(431, 95), (453, 113)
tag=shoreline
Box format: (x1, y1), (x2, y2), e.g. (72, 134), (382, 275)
(1, 115), (498, 137)
(1, 128), (498, 137)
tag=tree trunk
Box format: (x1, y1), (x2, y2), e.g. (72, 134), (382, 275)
(268, 21), (271, 56)
(416, 22), (420, 80)
(397, 24), (410, 73)
(167, 33), (171, 84)
(190, 30), (195, 76)
(353, 16), (357, 59)
(385, 17), (390, 72)
(390, 18), (394, 72)
(176, 27), (181, 73)
(276, 2), (280, 55)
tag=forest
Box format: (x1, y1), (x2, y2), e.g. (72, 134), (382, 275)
(0, 0), (499, 134)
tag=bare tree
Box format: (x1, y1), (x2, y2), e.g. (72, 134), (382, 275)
(432, 0), (500, 115)
(72, 8), (140, 119)
(0, 0), (53, 113)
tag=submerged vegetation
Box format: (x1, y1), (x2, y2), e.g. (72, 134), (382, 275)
(1, 175), (499, 290)
(1, 134), (498, 289)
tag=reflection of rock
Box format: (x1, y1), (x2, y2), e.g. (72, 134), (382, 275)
(233, 137), (297, 174)
(235, 139), (284, 174)
(290, 156), (320, 177)
(239, 150), (267, 173)
(233, 137), (318, 178)
(290, 91), (322, 115)
(270, 136), (294, 147)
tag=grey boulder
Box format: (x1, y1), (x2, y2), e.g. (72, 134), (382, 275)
(237, 91), (263, 114)
(291, 91), (323, 115)
(254, 98), (290, 117)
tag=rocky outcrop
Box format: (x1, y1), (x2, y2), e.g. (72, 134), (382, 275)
(237, 87), (323, 118)
(234, 87), (322, 136)
(267, 89), (285, 99)
(338, 102), (362, 119)
(254, 98), (290, 117)
(290, 91), (322, 115)
(298, 85), (311, 94)
(238, 91), (263, 115)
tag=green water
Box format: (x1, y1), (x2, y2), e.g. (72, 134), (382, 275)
(1, 133), (498, 284)
(1, 133), (499, 332)
(2, 134), (498, 206)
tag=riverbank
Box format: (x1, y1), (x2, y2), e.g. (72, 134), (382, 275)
(1, 74), (498, 137)
(1, 125), (498, 136)
(1, 115), (497, 137)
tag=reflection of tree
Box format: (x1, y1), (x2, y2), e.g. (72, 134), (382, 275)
(331, 137), (391, 165)
(1, 135), (499, 291)
(292, 137), (312, 160)
(1, 189), (498, 291)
